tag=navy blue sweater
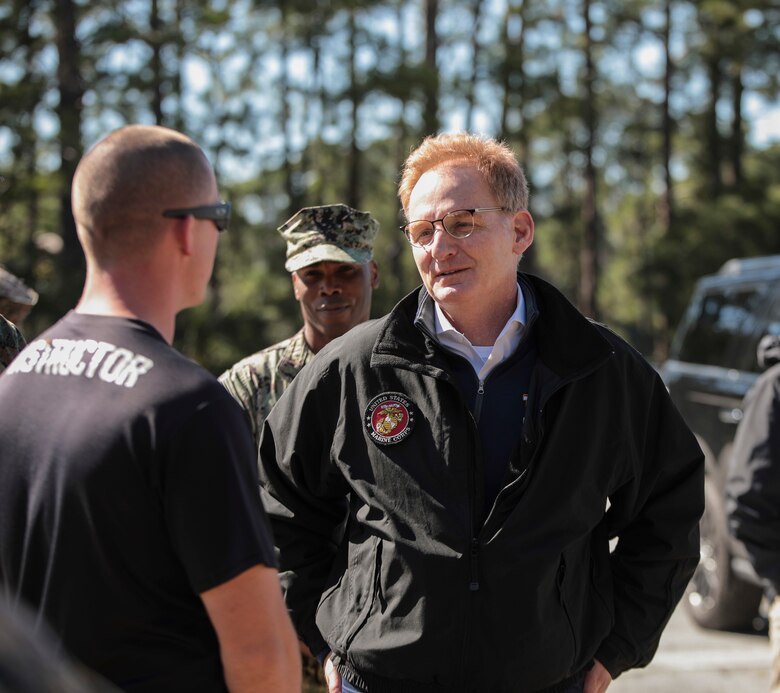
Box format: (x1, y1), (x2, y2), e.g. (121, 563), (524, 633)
(441, 331), (538, 521)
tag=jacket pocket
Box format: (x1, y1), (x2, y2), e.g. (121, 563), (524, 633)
(590, 522), (615, 626)
(556, 555), (578, 662)
(339, 536), (384, 652)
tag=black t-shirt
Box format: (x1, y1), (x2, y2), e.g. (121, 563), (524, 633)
(0, 312), (277, 692)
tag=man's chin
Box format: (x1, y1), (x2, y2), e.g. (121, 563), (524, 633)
(317, 318), (356, 339)
(431, 284), (468, 305)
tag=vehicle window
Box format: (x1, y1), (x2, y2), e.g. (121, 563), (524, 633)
(676, 284), (767, 368)
(747, 293), (780, 372)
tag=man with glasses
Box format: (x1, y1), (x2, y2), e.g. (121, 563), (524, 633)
(220, 203), (379, 449)
(0, 125), (300, 692)
(257, 133), (703, 693)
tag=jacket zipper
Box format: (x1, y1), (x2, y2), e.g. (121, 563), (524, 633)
(461, 386), (481, 686)
(473, 379), (485, 422)
(469, 538), (480, 591)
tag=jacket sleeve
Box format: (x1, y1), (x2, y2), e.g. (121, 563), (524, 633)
(257, 359), (350, 656)
(596, 367), (704, 678)
(726, 366), (780, 596)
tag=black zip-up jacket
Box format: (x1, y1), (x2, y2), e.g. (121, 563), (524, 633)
(726, 361), (780, 598)
(259, 274), (703, 693)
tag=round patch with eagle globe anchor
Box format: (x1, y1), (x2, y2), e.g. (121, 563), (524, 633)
(364, 392), (416, 446)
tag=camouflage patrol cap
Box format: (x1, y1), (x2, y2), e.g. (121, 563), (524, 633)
(0, 266), (38, 306)
(278, 204), (379, 273)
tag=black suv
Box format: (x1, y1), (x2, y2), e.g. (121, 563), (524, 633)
(660, 254), (780, 630)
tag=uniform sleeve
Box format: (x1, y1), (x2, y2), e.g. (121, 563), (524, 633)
(596, 368), (704, 678)
(257, 362), (350, 656)
(163, 386), (278, 594)
(726, 368), (780, 595)
(218, 365), (260, 445)
(0, 317), (26, 374)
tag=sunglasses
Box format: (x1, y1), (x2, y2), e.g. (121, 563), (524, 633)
(163, 201), (231, 232)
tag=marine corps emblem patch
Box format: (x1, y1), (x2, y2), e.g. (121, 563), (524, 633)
(364, 392), (415, 445)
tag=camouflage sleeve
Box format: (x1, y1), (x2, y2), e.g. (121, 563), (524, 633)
(0, 315), (26, 374)
(218, 365), (261, 446)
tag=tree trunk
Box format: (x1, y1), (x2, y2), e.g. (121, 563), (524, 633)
(150, 0), (163, 125)
(660, 0), (675, 232)
(578, 0), (599, 319)
(172, 0), (185, 132)
(653, 0), (675, 362)
(392, 1), (411, 291)
(729, 64), (744, 188)
(279, 7), (300, 217)
(301, 31), (321, 205)
(499, 5), (512, 141)
(704, 54), (723, 197)
(346, 9), (361, 209)
(423, 0), (439, 136)
(54, 0), (84, 309)
(463, 0), (483, 132)
(498, 0), (536, 274)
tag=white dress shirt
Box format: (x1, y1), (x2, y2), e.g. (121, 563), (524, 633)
(434, 283), (526, 381)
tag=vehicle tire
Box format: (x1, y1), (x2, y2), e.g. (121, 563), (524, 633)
(683, 475), (763, 630)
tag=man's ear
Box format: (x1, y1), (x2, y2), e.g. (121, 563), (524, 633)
(512, 211), (534, 255)
(369, 260), (380, 289)
(170, 216), (195, 257)
(291, 272), (301, 301)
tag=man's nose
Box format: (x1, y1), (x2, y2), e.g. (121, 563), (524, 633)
(428, 222), (457, 259)
(319, 276), (342, 294)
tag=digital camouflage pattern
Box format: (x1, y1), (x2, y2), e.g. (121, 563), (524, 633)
(279, 203), (379, 272)
(0, 314), (26, 375)
(0, 266), (38, 326)
(219, 329), (315, 447)
(0, 266), (38, 306)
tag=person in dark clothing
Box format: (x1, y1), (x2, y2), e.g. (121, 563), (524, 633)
(727, 335), (780, 692)
(0, 597), (118, 693)
(0, 125), (300, 692)
(258, 132), (704, 693)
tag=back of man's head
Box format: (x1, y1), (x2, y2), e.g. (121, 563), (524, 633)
(72, 125), (214, 267)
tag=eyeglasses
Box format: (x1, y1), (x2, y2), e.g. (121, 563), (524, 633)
(162, 201), (232, 232)
(400, 207), (511, 248)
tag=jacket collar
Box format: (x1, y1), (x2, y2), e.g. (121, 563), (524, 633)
(372, 273), (614, 380)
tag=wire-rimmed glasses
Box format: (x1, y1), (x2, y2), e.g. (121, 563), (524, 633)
(400, 207), (511, 248)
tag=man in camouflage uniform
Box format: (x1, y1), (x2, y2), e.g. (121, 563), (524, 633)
(220, 203), (380, 446)
(0, 267), (38, 373)
(0, 316), (26, 374)
(220, 203), (379, 691)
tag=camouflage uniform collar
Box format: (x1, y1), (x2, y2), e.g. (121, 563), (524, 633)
(278, 328), (315, 379)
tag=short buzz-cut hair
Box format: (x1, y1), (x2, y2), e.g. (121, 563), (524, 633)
(72, 124), (215, 265)
(398, 133), (529, 216)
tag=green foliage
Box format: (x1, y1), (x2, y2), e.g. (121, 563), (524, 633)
(1, 0), (779, 372)
(644, 144), (780, 337)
